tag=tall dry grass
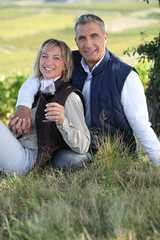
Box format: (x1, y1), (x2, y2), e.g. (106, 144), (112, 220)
(0, 136), (160, 239)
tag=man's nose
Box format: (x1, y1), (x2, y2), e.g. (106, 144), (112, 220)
(85, 38), (92, 47)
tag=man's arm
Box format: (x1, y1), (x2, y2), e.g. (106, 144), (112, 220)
(9, 106), (31, 135)
(16, 74), (40, 109)
(121, 70), (160, 166)
(9, 75), (40, 134)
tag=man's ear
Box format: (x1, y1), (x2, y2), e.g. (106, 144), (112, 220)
(104, 32), (108, 44)
(75, 37), (78, 46)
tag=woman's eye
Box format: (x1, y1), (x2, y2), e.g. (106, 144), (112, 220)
(54, 57), (60, 60)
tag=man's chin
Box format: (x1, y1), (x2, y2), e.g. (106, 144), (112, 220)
(85, 57), (98, 64)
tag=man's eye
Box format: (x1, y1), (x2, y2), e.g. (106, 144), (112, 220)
(79, 37), (85, 41)
(92, 34), (98, 38)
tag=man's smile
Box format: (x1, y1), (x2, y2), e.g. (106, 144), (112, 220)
(84, 49), (97, 55)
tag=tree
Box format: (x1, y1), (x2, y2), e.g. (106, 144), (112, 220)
(135, 34), (160, 135)
(140, 0), (160, 6)
(127, 0), (160, 134)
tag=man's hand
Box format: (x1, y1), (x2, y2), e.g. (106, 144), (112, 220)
(8, 106), (31, 135)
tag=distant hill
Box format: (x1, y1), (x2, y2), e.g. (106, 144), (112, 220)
(0, 0), (158, 7)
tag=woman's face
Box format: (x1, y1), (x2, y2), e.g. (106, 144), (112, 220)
(39, 45), (66, 80)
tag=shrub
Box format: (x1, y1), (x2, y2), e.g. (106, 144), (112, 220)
(0, 71), (31, 123)
(134, 59), (150, 91)
(124, 34), (160, 134)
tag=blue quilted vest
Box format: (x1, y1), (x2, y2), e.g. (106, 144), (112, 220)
(71, 49), (137, 151)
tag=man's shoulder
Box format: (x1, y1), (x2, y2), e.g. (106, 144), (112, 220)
(108, 50), (132, 69)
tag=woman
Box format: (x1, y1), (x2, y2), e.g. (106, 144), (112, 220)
(0, 38), (91, 175)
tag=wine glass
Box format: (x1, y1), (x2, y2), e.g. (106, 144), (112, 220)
(41, 83), (56, 122)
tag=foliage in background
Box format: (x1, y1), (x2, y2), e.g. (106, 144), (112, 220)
(137, 0), (160, 136)
(135, 34), (160, 98)
(0, 71), (31, 123)
(142, 34), (160, 135)
(142, 0), (160, 6)
(134, 58), (150, 90)
(125, 33), (160, 134)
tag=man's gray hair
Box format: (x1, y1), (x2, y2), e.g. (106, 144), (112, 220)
(74, 14), (106, 35)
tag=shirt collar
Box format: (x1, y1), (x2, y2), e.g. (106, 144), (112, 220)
(81, 54), (105, 74)
(40, 76), (61, 93)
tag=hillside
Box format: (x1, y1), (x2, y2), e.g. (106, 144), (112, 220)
(0, 0), (158, 7)
(0, 2), (159, 75)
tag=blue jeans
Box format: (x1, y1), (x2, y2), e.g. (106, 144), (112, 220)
(52, 147), (92, 170)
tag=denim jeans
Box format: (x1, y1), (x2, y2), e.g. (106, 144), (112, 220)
(0, 120), (37, 175)
(52, 147), (92, 170)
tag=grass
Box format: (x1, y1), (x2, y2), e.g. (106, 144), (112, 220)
(0, 137), (160, 239)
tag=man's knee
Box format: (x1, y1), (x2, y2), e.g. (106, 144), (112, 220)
(52, 148), (92, 171)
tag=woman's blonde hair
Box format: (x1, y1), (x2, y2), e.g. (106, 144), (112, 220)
(34, 38), (74, 82)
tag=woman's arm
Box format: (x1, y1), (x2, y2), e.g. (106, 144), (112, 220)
(57, 92), (91, 154)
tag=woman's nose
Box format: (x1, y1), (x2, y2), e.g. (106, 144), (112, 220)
(46, 57), (52, 65)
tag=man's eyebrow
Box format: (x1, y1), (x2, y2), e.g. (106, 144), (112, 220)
(78, 33), (99, 39)
(89, 33), (99, 37)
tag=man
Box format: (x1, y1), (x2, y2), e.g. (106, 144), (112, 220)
(10, 14), (160, 167)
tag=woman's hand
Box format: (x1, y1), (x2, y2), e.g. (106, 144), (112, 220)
(8, 106), (31, 135)
(45, 102), (65, 125)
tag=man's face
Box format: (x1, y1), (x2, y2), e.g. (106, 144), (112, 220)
(75, 22), (108, 70)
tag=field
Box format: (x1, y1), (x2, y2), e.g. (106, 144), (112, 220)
(0, 2), (160, 240)
(0, 1), (160, 75)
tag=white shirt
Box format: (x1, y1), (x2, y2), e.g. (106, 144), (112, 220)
(81, 56), (104, 128)
(16, 72), (160, 166)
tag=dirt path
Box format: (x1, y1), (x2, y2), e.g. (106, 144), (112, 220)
(105, 16), (159, 33)
(105, 8), (160, 33)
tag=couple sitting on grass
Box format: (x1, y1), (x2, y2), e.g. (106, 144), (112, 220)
(0, 14), (160, 176)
